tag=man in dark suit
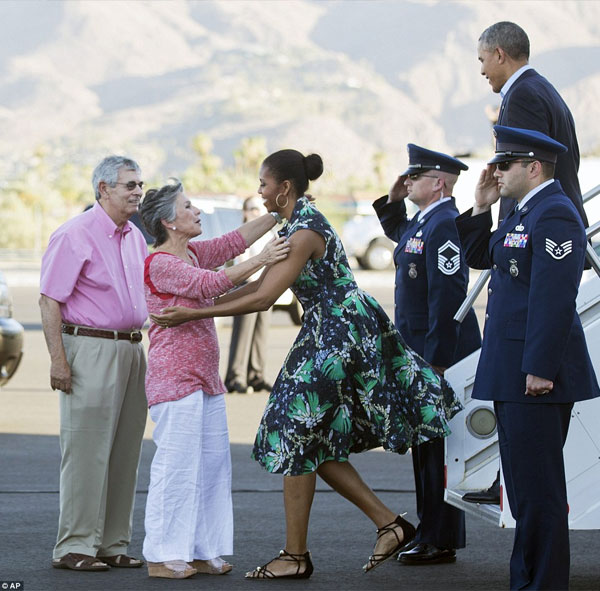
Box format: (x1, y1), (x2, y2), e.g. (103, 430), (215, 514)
(456, 126), (599, 590)
(477, 21), (587, 226)
(373, 145), (481, 565)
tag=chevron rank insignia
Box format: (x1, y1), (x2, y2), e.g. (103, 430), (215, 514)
(545, 238), (573, 260)
(438, 240), (460, 275)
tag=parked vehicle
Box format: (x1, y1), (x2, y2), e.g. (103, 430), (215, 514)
(0, 270), (24, 387)
(342, 213), (395, 271)
(190, 195), (303, 325)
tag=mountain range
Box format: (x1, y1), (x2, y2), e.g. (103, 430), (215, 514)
(1, 0), (599, 186)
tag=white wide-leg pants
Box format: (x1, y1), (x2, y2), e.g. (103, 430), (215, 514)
(143, 390), (233, 562)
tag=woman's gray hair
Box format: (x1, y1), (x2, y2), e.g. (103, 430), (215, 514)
(92, 155), (141, 200)
(139, 178), (183, 247)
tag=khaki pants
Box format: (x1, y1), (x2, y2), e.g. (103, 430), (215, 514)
(53, 333), (147, 558)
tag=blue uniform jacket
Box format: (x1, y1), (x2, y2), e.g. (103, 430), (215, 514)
(498, 69), (586, 226)
(374, 196), (481, 368)
(456, 180), (599, 403)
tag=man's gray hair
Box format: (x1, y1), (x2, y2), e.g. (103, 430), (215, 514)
(479, 21), (530, 61)
(92, 155), (141, 201)
(139, 178), (182, 248)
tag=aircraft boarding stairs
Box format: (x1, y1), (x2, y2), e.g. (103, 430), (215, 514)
(444, 184), (600, 529)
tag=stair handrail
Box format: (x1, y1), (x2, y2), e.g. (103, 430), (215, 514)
(454, 184), (600, 323)
(583, 184), (600, 204)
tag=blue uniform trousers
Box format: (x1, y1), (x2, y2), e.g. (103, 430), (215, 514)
(495, 401), (572, 590)
(412, 437), (466, 548)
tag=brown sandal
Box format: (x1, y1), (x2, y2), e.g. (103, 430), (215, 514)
(51, 553), (109, 571)
(363, 514), (417, 573)
(98, 554), (144, 568)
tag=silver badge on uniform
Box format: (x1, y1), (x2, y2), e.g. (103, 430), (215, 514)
(509, 258), (519, 277)
(408, 263), (418, 279)
(515, 224), (524, 231)
(437, 240), (460, 275)
(416, 230), (423, 237)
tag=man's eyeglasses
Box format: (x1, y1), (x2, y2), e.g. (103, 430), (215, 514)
(408, 173), (438, 181)
(114, 181), (144, 191)
(496, 160), (534, 172)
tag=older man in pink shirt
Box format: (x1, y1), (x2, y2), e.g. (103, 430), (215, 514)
(40, 155), (149, 572)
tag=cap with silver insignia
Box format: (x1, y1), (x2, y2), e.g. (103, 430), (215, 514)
(402, 144), (469, 176)
(488, 125), (568, 165)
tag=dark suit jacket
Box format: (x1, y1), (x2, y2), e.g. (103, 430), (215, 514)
(456, 180), (599, 404)
(497, 68), (588, 226)
(374, 196), (481, 368)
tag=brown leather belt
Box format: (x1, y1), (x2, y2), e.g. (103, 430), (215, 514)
(61, 324), (143, 343)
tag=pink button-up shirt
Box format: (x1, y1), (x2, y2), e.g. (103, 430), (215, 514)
(40, 202), (148, 330)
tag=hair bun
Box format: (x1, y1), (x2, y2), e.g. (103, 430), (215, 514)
(304, 154), (324, 181)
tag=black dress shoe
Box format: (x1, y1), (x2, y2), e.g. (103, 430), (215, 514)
(397, 543), (456, 565)
(462, 471), (500, 504)
(226, 381), (248, 394)
(248, 379), (273, 392)
(396, 538), (419, 555)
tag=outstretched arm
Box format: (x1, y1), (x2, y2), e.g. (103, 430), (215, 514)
(223, 236), (289, 286)
(237, 213), (278, 246)
(152, 229), (323, 326)
(216, 268), (266, 305)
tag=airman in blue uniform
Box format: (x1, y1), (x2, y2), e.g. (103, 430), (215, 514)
(456, 126), (600, 590)
(374, 144), (481, 565)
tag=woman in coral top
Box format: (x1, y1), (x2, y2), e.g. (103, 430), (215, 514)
(139, 179), (289, 580)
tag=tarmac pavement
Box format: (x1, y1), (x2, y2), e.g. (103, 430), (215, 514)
(1, 274), (599, 590)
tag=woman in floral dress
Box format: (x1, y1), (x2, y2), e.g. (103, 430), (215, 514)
(152, 150), (462, 579)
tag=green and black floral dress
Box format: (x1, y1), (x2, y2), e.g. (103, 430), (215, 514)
(252, 197), (462, 475)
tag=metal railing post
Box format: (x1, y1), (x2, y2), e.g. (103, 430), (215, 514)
(454, 269), (491, 322)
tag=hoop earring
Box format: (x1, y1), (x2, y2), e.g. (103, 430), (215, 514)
(275, 193), (289, 208)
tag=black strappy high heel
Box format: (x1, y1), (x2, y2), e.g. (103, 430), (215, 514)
(363, 514), (416, 573)
(245, 549), (314, 579)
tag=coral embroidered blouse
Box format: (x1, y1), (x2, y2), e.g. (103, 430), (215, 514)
(144, 230), (247, 407)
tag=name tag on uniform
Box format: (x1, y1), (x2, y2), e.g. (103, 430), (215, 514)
(405, 237), (424, 254)
(503, 233), (528, 248)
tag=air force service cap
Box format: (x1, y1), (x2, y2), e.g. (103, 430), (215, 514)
(402, 144), (469, 176)
(489, 125), (568, 165)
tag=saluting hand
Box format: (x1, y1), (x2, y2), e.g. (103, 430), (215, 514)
(473, 165), (501, 215)
(389, 175), (409, 202)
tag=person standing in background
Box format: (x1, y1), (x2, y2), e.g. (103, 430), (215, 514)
(225, 196), (276, 394)
(373, 145), (481, 565)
